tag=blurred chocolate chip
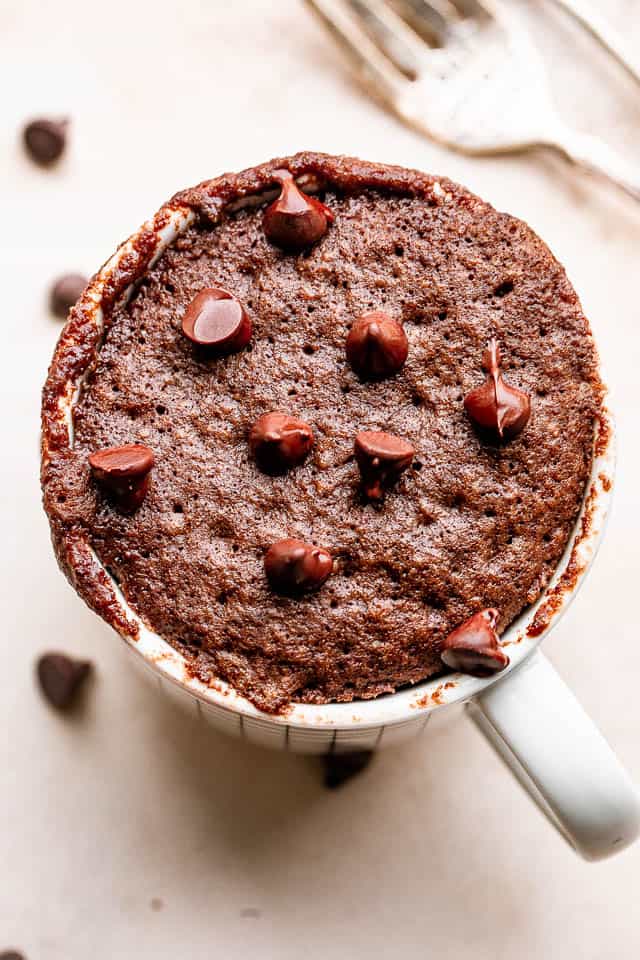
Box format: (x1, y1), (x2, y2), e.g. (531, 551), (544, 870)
(0, 952), (26, 960)
(346, 311), (408, 379)
(263, 169), (334, 251)
(441, 608), (509, 677)
(36, 652), (92, 710)
(23, 117), (68, 164)
(181, 288), (251, 352)
(464, 339), (531, 440)
(354, 430), (415, 501)
(324, 751), (373, 788)
(49, 273), (87, 319)
(88, 443), (154, 511)
(249, 412), (314, 473)
(264, 539), (333, 594)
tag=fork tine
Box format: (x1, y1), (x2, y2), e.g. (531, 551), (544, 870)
(304, 0), (408, 106)
(446, 0), (492, 20)
(390, 0), (450, 47)
(344, 0), (430, 78)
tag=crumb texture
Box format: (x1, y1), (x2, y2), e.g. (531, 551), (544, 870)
(43, 158), (602, 712)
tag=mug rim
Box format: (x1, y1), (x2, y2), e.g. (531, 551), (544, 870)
(42, 198), (615, 731)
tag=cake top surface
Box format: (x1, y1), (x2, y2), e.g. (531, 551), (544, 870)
(41, 153), (603, 713)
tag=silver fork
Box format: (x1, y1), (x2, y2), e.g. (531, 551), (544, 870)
(304, 0), (640, 202)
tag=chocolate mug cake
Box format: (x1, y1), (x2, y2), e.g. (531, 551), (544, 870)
(41, 153), (603, 714)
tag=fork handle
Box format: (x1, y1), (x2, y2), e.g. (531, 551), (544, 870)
(547, 129), (640, 204)
(548, 0), (640, 89)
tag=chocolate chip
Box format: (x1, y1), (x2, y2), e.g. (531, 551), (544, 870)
(440, 608), (509, 677)
(354, 431), (415, 501)
(324, 751), (373, 788)
(36, 652), (92, 710)
(263, 169), (334, 251)
(464, 339), (531, 440)
(0, 953), (26, 960)
(249, 412), (314, 473)
(23, 117), (68, 164)
(181, 288), (251, 352)
(89, 443), (154, 511)
(49, 273), (87, 319)
(346, 311), (408, 379)
(264, 539), (333, 594)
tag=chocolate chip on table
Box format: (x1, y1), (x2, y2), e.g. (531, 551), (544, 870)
(346, 310), (408, 379)
(249, 411), (314, 473)
(263, 169), (334, 251)
(88, 443), (155, 511)
(23, 116), (68, 164)
(440, 608), (509, 677)
(49, 273), (87, 319)
(324, 751), (373, 789)
(0, 952), (27, 960)
(36, 652), (92, 710)
(464, 339), (531, 440)
(265, 539), (333, 594)
(354, 431), (415, 501)
(181, 288), (252, 352)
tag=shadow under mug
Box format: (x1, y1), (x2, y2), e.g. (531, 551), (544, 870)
(43, 201), (640, 863)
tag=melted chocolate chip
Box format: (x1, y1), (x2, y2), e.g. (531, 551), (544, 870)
(49, 273), (87, 319)
(324, 751), (373, 788)
(249, 412), (314, 473)
(36, 652), (92, 709)
(354, 431), (415, 501)
(265, 539), (333, 594)
(181, 288), (252, 352)
(346, 311), (408, 379)
(440, 608), (509, 677)
(263, 169), (334, 251)
(464, 339), (531, 440)
(88, 443), (154, 511)
(23, 117), (68, 164)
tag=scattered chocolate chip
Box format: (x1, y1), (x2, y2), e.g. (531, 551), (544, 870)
(23, 116), (68, 164)
(263, 169), (334, 251)
(49, 273), (87, 319)
(181, 288), (251, 352)
(464, 339), (531, 440)
(88, 443), (154, 511)
(440, 608), (509, 677)
(265, 539), (333, 594)
(36, 652), (92, 710)
(346, 311), (408, 379)
(249, 411), (314, 473)
(354, 431), (415, 501)
(324, 751), (373, 788)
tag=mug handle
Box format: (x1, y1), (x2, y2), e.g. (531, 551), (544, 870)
(467, 651), (640, 861)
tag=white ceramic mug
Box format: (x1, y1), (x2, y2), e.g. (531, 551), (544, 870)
(43, 197), (640, 863)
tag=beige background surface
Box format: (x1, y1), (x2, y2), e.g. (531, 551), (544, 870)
(2, 1), (640, 957)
